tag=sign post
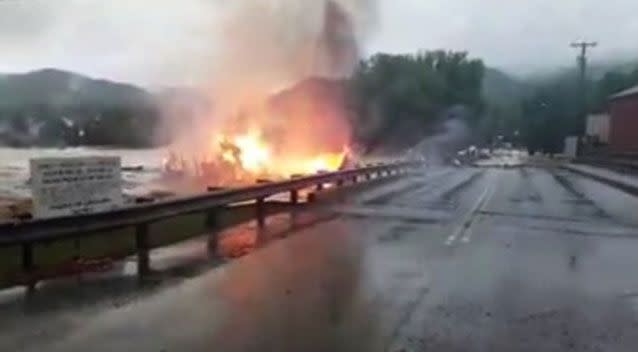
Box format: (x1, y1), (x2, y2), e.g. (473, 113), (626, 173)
(30, 156), (123, 219)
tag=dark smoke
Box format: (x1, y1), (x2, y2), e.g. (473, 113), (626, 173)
(168, 0), (378, 156)
(313, 1), (361, 78)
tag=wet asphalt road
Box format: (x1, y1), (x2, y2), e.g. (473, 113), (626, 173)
(4, 165), (638, 351)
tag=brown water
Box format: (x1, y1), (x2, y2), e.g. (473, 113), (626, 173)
(0, 146), (169, 199)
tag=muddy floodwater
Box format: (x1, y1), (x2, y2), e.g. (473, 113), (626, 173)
(0, 146), (168, 199)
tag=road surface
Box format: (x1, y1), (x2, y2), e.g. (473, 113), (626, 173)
(3, 165), (638, 351)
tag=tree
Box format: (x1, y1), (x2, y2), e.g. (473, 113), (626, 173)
(518, 64), (638, 154)
(349, 50), (485, 151)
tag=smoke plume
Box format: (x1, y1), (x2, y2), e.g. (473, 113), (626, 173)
(166, 0), (378, 176)
(208, 0), (376, 113)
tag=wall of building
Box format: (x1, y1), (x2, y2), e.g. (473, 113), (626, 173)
(586, 113), (610, 143)
(609, 95), (638, 153)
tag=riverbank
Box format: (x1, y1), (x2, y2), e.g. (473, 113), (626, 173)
(0, 146), (169, 222)
(0, 146), (168, 191)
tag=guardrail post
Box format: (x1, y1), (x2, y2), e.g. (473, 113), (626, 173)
(205, 208), (218, 228)
(135, 223), (150, 281)
(22, 243), (35, 294)
(256, 197), (266, 228)
(307, 193), (317, 203)
(289, 189), (300, 229)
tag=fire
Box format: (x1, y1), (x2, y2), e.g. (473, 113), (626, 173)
(304, 153), (346, 174)
(218, 131), (271, 173)
(164, 77), (354, 185)
(212, 128), (346, 180)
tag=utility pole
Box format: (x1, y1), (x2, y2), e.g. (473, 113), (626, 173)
(570, 41), (597, 85)
(570, 41), (597, 136)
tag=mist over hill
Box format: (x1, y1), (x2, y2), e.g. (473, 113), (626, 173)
(0, 61), (572, 147)
(482, 68), (530, 106)
(0, 69), (153, 109)
(0, 69), (163, 147)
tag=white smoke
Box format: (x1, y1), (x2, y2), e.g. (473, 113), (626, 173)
(164, 0), (378, 163)
(207, 0), (378, 115)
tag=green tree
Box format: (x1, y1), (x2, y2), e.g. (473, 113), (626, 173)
(350, 50), (485, 151)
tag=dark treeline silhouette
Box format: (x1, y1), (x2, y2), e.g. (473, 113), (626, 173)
(349, 50), (486, 151)
(0, 69), (165, 148)
(520, 65), (638, 154)
(1, 53), (489, 150)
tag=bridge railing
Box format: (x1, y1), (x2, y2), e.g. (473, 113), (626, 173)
(0, 161), (421, 291)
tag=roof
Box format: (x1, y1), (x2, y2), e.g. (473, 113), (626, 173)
(610, 84), (638, 101)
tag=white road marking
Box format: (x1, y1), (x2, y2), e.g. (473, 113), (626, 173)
(445, 177), (496, 246)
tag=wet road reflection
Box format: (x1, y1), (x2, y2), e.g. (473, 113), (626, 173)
(4, 166), (638, 351)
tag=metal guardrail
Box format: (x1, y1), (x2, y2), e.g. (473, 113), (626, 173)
(0, 161), (420, 291)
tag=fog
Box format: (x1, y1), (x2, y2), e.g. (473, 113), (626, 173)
(1, 0), (637, 86)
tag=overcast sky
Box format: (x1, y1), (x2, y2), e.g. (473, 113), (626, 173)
(1, 0), (637, 87)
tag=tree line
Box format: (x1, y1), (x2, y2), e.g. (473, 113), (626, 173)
(0, 103), (164, 148)
(1, 51), (487, 151)
(349, 50), (485, 151)
(520, 66), (638, 154)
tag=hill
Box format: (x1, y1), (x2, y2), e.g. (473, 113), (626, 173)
(482, 67), (530, 106)
(0, 63), (542, 149)
(0, 69), (160, 147)
(0, 68), (153, 111)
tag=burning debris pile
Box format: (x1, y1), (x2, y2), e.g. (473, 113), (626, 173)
(163, 78), (353, 184)
(162, 0), (376, 186)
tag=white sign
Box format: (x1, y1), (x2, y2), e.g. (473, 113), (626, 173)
(30, 156), (123, 219)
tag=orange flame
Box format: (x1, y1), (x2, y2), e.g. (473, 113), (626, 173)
(220, 131), (271, 173)
(164, 78), (352, 186)
(213, 129), (345, 179)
